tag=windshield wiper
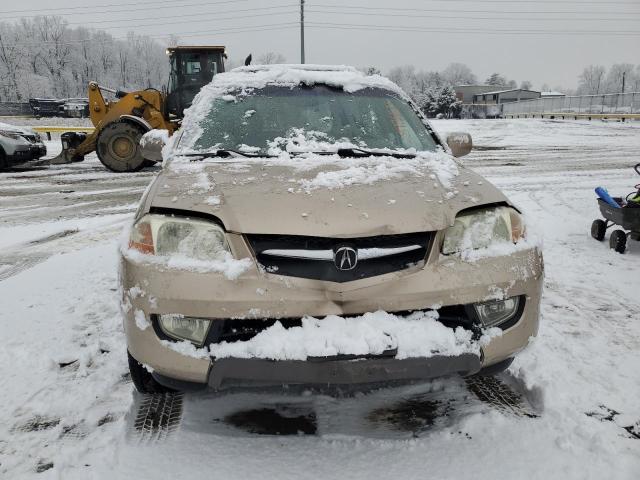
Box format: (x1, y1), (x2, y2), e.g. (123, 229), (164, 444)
(294, 148), (416, 159)
(337, 147), (416, 159)
(180, 149), (271, 160)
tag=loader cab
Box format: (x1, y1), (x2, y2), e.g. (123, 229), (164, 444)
(165, 46), (226, 118)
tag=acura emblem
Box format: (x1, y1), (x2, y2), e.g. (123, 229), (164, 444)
(334, 246), (358, 271)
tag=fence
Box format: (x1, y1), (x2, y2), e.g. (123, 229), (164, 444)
(0, 102), (32, 116)
(460, 104), (502, 119)
(502, 92), (640, 119)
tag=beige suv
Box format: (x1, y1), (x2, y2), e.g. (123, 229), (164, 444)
(121, 65), (543, 393)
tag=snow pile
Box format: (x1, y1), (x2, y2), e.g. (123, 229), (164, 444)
(122, 247), (252, 280)
(265, 128), (368, 156)
(119, 223), (252, 281)
(297, 158), (424, 192)
(208, 310), (500, 361)
(459, 235), (541, 263)
(139, 128), (169, 148)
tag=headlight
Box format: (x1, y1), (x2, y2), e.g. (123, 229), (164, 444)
(159, 314), (212, 346)
(442, 206), (524, 255)
(0, 129), (22, 140)
(129, 214), (230, 260)
(474, 296), (520, 328)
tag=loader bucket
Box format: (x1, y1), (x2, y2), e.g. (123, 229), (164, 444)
(48, 132), (87, 165)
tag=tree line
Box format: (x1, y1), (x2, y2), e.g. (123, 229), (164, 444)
(0, 16), (169, 102)
(0, 16), (637, 109)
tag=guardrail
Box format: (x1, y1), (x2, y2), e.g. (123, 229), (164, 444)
(31, 126), (94, 140)
(502, 92), (640, 120)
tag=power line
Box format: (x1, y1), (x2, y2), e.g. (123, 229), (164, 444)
(306, 21), (640, 36)
(5, 0), (638, 21)
(310, 3), (640, 16)
(5, 0), (631, 16)
(307, 8), (640, 22)
(6, 22), (299, 47)
(64, 4), (297, 27)
(82, 10), (299, 31)
(1, 0), (259, 21)
(0, 0), (241, 15)
(333, 0), (640, 4)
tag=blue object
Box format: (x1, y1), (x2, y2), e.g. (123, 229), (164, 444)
(595, 187), (621, 208)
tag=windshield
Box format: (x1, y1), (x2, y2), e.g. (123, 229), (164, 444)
(190, 85), (439, 154)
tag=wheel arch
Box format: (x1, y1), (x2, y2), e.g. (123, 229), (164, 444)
(118, 114), (153, 132)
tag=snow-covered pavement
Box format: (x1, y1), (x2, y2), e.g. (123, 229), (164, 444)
(1, 119), (639, 479)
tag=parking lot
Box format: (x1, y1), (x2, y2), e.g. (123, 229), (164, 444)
(1, 118), (639, 479)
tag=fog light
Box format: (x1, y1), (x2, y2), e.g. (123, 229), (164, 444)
(159, 314), (212, 346)
(474, 296), (520, 328)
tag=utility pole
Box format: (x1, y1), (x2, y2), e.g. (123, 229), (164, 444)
(300, 0), (305, 64)
(622, 71), (626, 93)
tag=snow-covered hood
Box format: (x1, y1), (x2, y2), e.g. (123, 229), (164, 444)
(148, 153), (509, 236)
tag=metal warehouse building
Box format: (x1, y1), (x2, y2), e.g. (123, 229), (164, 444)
(473, 88), (541, 104)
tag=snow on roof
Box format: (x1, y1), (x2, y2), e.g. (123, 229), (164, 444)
(454, 84), (503, 89)
(541, 91), (565, 96)
(0, 122), (33, 135)
(178, 64), (409, 150)
(211, 64), (406, 97)
(476, 88), (541, 96)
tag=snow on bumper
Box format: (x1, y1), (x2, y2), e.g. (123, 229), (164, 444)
(120, 241), (543, 386)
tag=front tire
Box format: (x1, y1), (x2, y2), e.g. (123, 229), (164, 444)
(591, 219), (606, 241)
(96, 121), (147, 172)
(473, 357), (514, 377)
(128, 351), (174, 394)
(0, 148), (7, 170)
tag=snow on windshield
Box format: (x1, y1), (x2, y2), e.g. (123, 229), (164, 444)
(162, 66), (459, 194)
(175, 65), (428, 154)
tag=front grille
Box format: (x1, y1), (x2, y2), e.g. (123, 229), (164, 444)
(246, 232), (433, 282)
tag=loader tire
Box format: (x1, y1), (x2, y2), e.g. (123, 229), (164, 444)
(96, 121), (147, 172)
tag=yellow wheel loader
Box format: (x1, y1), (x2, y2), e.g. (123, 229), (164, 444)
(50, 46), (226, 172)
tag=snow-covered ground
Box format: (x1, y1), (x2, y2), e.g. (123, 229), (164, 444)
(1, 118), (639, 479)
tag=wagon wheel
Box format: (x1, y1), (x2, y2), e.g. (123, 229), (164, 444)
(590, 219), (606, 241)
(609, 230), (627, 254)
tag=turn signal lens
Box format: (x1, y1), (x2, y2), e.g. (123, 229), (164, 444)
(129, 220), (154, 254)
(509, 209), (525, 242)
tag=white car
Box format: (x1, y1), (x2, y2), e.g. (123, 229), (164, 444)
(0, 123), (47, 169)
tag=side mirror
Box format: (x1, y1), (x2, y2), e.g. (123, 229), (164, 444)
(140, 129), (168, 162)
(446, 132), (473, 158)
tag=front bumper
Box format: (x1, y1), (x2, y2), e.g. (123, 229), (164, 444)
(6, 144), (47, 164)
(153, 354), (482, 390)
(122, 236), (543, 388)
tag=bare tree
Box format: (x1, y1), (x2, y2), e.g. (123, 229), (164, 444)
(604, 63), (635, 93)
(578, 65), (606, 95)
(33, 16), (72, 97)
(0, 23), (24, 100)
(257, 51), (286, 64)
(441, 62), (476, 86)
(520, 80), (532, 90)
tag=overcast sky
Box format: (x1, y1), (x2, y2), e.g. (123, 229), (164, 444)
(5, 0), (639, 89)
